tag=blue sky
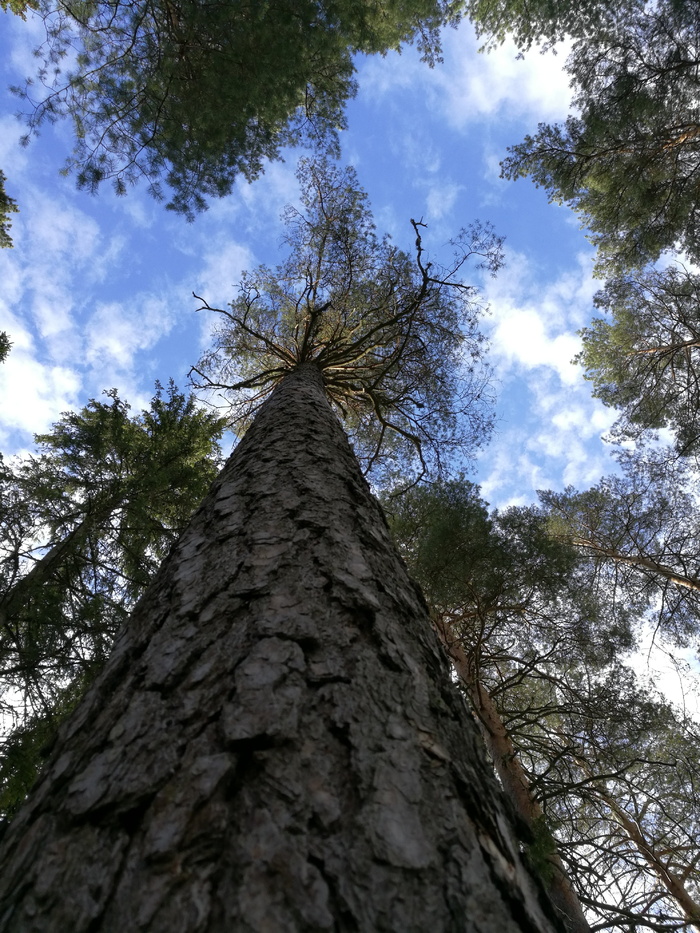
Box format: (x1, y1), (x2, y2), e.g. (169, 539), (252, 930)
(0, 11), (618, 509)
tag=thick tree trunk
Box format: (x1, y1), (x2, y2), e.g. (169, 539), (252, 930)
(0, 363), (561, 932)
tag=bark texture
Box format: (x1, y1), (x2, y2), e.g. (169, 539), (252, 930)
(0, 364), (562, 932)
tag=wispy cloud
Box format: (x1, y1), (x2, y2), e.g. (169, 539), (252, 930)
(476, 251), (617, 506)
(357, 24), (573, 128)
(436, 30), (573, 127)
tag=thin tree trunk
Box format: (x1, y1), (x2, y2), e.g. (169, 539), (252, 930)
(570, 752), (700, 931)
(0, 497), (117, 628)
(570, 537), (700, 593)
(433, 620), (591, 933)
(0, 363), (561, 932)
(601, 791), (700, 931)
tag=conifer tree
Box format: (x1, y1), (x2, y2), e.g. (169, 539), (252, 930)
(387, 477), (700, 931)
(484, 0), (700, 273)
(0, 382), (223, 815)
(576, 264), (700, 457)
(191, 157), (500, 486)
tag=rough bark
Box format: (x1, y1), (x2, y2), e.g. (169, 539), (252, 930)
(0, 363), (562, 932)
(434, 620), (591, 933)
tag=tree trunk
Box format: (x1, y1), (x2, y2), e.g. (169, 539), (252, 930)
(0, 363), (562, 932)
(570, 537), (700, 593)
(570, 751), (700, 931)
(0, 495), (119, 630)
(433, 620), (591, 933)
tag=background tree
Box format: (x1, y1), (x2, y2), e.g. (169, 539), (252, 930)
(466, 0), (645, 51)
(387, 477), (700, 931)
(0, 381), (223, 816)
(576, 264), (700, 457)
(1, 0), (36, 16)
(515, 667), (700, 931)
(14, 0), (462, 216)
(191, 157), (501, 486)
(541, 448), (700, 649)
(0, 170), (17, 249)
(497, 0), (700, 273)
(386, 479), (627, 932)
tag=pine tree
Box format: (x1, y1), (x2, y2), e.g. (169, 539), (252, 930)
(494, 0), (700, 273)
(0, 171), (18, 249)
(0, 156), (563, 931)
(576, 264), (700, 457)
(190, 157), (500, 486)
(387, 477), (700, 931)
(541, 449), (700, 646)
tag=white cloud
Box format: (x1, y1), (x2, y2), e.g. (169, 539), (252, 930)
(357, 22), (573, 129)
(436, 30), (573, 127)
(479, 394), (618, 510)
(425, 180), (462, 223)
(0, 115), (28, 177)
(193, 241), (257, 312)
(491, 307), (581, 383)
(475, 251), (618, 506)
(0, 351), (80, 445)
(85, 293), (175, 377)
(3, 8), (47, 77)
(483, 249), (597, 381)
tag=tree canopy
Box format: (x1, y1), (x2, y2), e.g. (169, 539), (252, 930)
(0, 171), (18, 249)
(576, 264), (700, 455)
(541, 449), (700, 650)
(467, 0), (645, 51)
(499, 0), (700, 273)
(13, 0), (462, 216)
(191, 157), (501, 485)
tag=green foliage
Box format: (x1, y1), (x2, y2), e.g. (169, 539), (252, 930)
(0, 171), (18, 249)
(0, 677), (85, 820)
(387, 478), (577, 608)
(0, 0), (37, 16)
(0, 381), (224, 815)
(192, 157), (501, 485)
(467, 0), (643, 50)
(540, 448), (700, 648)
(524, 815), (559, 885)
(500, 1), (700, 273)
(576, 264), (700, 456)
(388, 476), (700, 930)
(386, 478), (631, 679)
(0, 334), (10, 364)
(29, 381), (224, 595)
(17, 0), (462, 216)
